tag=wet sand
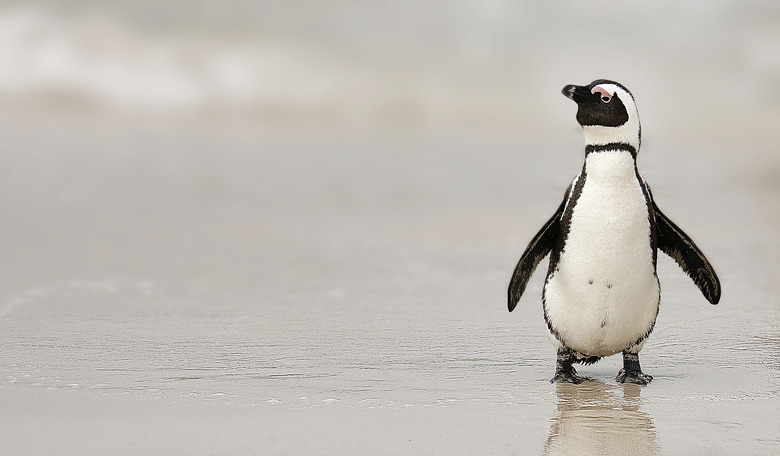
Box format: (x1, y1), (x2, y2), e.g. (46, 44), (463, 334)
(1, 124), (779, 454)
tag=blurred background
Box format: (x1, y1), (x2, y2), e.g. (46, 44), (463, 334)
(0, 0), (778, 311)
(0, 1), (777, 131)
(1, 2), (779, 453)
(1, 0), (778, 302)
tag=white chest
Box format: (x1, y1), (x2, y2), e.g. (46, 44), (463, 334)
(544, 151), (659, 356)
(565, 152), (653, 277)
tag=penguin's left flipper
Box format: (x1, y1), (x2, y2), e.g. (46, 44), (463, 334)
(653, 202), (721, 304)
(508, 199), (565, 312)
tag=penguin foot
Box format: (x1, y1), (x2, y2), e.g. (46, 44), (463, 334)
(551, 369), (586, 384)
(551, 348), (587, 383)
(617, 351), (652, 385)
(616, 368), (653, 385)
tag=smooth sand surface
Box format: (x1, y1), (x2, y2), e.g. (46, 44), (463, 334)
(1, 124), (779, 454)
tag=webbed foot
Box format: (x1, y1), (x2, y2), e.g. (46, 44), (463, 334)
(551, 368), (586, 384)
(616, 351), (652, 385)
(551, 348), (587, 384)
(616, 368), (653, 385)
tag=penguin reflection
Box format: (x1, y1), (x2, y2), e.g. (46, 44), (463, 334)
(544, 381), (660, 456)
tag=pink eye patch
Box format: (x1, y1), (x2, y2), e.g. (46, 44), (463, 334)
(591, 86), (612, 102)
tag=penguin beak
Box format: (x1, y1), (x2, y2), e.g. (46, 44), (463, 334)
(562, 84), (590, 103)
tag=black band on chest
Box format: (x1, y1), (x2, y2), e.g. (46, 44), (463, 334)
(585, 143), (637, 158)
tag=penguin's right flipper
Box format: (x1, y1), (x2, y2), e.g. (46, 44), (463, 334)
(507, 199), (565, 312)
(653, 202), (721, 304)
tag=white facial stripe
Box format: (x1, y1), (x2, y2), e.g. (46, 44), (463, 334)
(600, 85), (637, 113)
(591, 86), (612, 102)
(582, 83), (641, 149)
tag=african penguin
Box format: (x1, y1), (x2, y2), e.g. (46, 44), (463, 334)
(507, 79), (721, 385)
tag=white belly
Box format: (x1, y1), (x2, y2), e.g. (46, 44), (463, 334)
(544, 152), (659, 357)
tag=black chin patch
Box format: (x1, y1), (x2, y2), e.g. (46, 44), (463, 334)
(576, 90), (629, 127)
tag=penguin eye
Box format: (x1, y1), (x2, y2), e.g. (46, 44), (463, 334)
(591, 86), (612, 103)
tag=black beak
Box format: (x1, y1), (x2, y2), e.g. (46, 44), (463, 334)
(562, 84), (590, 102)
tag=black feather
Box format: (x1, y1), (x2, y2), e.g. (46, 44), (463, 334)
(507, 198), (565, 312)
(653, 202), (721, 304)
(573, 356), (601, 366)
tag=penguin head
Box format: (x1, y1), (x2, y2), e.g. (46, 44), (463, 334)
(562, 79), (641, 150)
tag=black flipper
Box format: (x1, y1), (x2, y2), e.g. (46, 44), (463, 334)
(507, 199), (565, 312)
(653, 202), (721, 304)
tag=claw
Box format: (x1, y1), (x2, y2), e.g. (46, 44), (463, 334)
(616, 369), (653, 385)
(552, 348), (588, 384)
(617, 351), (653, 385)
(552, 370), (586, 384)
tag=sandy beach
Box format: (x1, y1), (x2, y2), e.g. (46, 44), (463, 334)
(1, 2), (779, 454)
(1, 119), (779, 454)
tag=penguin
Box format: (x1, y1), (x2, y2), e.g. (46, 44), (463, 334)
(507, 79), (721, 385)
